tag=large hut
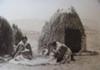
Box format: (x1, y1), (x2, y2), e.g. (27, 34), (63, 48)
(0, 16), (14, 56)
(38, 7), (86, 53)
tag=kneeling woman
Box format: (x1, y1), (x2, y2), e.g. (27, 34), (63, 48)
(48, 41), (72, 64)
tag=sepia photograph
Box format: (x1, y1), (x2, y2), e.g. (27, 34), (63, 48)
(0, 0), (100, 70)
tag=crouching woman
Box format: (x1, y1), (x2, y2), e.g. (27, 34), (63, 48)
(48, 41), (72, 64)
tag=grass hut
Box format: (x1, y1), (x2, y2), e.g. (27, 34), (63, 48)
(12, 24), (23, 45)
(38, 7), (86, 53)
(0, 16), (14, 56)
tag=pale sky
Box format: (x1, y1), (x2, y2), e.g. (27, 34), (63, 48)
(0, 0), (100, 31)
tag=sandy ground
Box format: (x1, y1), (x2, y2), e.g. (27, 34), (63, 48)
(0, 29), (100, 70)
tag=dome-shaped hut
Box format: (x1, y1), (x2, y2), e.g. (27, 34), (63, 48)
(12, 24), (23, 45)
(38, 7), (86, 53)
(0, 16), (14, 56)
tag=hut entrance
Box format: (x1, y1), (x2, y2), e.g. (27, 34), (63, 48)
(65, 28), (82, 53)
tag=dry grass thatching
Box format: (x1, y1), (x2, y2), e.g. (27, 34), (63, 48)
(38, 7), (86, 53)
(0, 16), (14, 56)
(12, 24), (23, 45)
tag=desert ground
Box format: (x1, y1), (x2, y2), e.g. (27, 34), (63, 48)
(0, 28), (100, 70)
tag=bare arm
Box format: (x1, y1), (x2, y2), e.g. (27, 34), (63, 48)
(26, 44), (33, 57)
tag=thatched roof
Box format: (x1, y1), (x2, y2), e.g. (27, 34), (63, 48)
(38, 8), (86, 53)
(0, 16), (14, 56)
(12, 24), (23, 45)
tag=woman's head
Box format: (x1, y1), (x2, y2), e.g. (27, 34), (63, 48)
(22, 36), (28, 44)
(49, 41), (57, 50)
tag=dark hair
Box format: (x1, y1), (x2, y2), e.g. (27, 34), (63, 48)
(49, 41), (56, 46)
(49, 41), (57, 50)
(22, 36), (28, 40)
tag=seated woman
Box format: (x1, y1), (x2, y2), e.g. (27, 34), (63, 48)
(48, 41), (72, 63)
(13, 36), (33, 60)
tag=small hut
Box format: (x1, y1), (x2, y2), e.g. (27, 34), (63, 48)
(38, 7), (86, 53)
(0, 16), (14, 56)
(12, 24), (23, 45)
